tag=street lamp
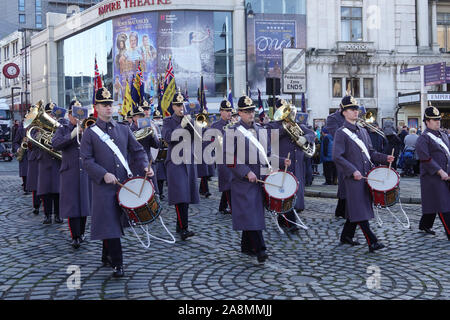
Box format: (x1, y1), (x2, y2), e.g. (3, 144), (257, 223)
(244, 2), (254, 96)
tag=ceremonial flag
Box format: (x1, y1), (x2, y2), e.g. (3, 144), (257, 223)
(157, 74), (164, 115)
(301, 92), (306, 113)
(257, 88), (265, 121)
(227, 89), (233, 109)
(198, 75), (207, 112)
(131, 63), (145, 108)
(92, 56), (103, 118)
(161, 57), (176, 117)
(120, 79), (132, 117)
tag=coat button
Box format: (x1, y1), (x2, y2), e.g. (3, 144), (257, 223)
(117, 164), (120, 168)
(109, 127), (112, 130)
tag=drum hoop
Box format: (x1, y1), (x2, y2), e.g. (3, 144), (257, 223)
(116, 177), (155, 210)
(365, 165), (400, 192)
(263, 170), (299, 200)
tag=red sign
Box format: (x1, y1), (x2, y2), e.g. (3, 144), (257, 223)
(98, 0), (172, 16)
(2, 63), (20, 79)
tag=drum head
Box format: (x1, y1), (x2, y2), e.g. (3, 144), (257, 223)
(367, 167), (399, 191)
(264, 171), (298, 199)
(118, 178), (154, 209)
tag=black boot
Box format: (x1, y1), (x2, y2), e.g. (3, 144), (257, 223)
(33, 208), (39, 215)
(180, 229), (195, 241)
(43, 215), (52, 224)
(54, 214), (63, 224)
(71, 238), (81, 249)
(369, 242), (386, 253)
(112, 266), (125, 278)
(340, 236), (361, 246)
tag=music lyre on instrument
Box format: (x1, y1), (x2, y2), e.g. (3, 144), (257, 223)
(139, 159), (152, 197)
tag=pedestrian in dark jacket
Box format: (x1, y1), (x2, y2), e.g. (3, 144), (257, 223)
(320, 127), (337, 185)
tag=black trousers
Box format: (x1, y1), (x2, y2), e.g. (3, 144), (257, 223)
(157, 180), (164, 196)
(68, 217), (87, 239)
(323, 161), (337, 184)
(102, 238), (123, 268)
(175, 203), (189, 231)
(277, 210), (296, 228)
(341, 219), (378, 245)
(32, 190), (41, 209)
(419, 212), (450, 238)
(41, 193), (60, 217)
(199, 177), (210, 194)
(241, 230), (266, 254)
(21, 176), (27, 191)
(219, 190), (232, 211)
(335, 198), (346, 218)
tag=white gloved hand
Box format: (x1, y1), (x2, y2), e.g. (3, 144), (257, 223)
(181, 115), (192, 129)
(297, 135), (307, 146)
(70, 127), (79, 139)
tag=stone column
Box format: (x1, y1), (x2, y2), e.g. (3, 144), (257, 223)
(233, 0), (247, 97)
(417, 0), (430, 52)
(431, 0), (439, 53)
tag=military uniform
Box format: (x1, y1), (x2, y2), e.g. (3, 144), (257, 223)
(161, 92), (199, 240)
(332, 96), (390, 252)
(52, 99), (92, 248)
(26, 137), (41, 215)
(36, 103), (62, 224)
(225, 96), (269, 263)
(210, 100), (234, 214)
(80, 88), (148, 277)
(12, 122), (28, 193)
(265, 99), (316, 232)
(415, 106), (450, 239)
(325, 108), (346, 218)
(152, 111), (167, 199)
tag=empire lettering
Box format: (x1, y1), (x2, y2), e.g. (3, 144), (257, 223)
(99, 0), (171, 16)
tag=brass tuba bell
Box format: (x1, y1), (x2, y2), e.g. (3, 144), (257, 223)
(25, 101), (62, 160)
(273, 104), (316, 158)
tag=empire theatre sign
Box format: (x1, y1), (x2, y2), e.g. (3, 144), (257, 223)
(98, 0), (172, 15)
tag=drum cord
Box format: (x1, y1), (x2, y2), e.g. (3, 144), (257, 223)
(374, 200), (411, 229)
(127, 216), (176, 250)
(267, 209), (309, 234)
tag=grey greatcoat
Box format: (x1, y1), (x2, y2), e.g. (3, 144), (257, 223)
(415, 128), (450, 214)
(26, 145), (39, 192)
(52, 119), (92, 219)
(225, 120), (268, 231)
(161, 114), (199, 206)
(80, 118), (148, 241)
(325, 110), (346, 199)
(130, 122), (160, 194)
(196, 127), (216, 178)
(211, 118), (233, 192)
(265, 120), (316, 210)
(12, 124), (28, 177)
(36, 148), (61, 196)
(332, 121), (389, 222)
(154, 122), (167, 181)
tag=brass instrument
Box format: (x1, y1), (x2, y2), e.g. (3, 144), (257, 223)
(24, 101), (62, 160)
(15, 138), (28, 162)
(273, 104), (316, 158)
(356, 117), (386, 139)
(223, 118), (238, 130)
(81, 116), (96, 129)
(134, 126), (154, 141)
(195, 112), (209, 128)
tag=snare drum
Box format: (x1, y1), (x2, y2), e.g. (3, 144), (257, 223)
(263, 171), (299, 213)
(117, 177), (162, 225)
(366, 166), (400, 208)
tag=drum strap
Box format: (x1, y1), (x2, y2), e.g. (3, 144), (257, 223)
(237, 125), (272, 171)
(91, 125), (133, 178)
(342, 128), (373, 165)
(426, 132), (450, 157)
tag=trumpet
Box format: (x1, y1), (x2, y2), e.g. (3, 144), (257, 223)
(356, 117), (386, 139)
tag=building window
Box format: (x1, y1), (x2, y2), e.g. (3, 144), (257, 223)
(12, 41), (18, 57)
(3, 45), (9, 61)
(346, 78), (360, 97)
(36, 14), (42, 28)
(19, 14), (26, 24)
(18, 0), (25, 12)
(36, 0), (42, 10)
(332, 78), (342, 97)
(341, 7), (362, 41)
(363, 78), (374, 97)
(437, 13), (450, 52)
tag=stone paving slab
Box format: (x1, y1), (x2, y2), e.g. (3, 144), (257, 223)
(0, 160), (449, 300)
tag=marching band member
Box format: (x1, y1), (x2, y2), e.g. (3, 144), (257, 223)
(197, 109), (215, 198)
(325, 101), (346, 219)
(152, 110), (167, 199)
(161, 92), (199, 241)
(332, 96), (394, 253)
(130, 101), (160, 194)
(37, 103), (62, 225)
(210, 99), (233, 215)
(416, 105), (450, 240)
(265, 98), (316, 233)
(81, 88), (150, 278)
(13, 119), (28, 194)
(26, 129), (41, 215)
(52, 99), (92, 249)
(225, 95), (290, 263)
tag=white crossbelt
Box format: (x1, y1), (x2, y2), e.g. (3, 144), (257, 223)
(91, 125), (133, 178)
(426, 132), (450, 157)
(342, 128), (373, 165)
(237, 125), (272, 170)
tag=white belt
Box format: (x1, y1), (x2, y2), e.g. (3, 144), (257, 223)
(343, 128), (373, 165)
(426, 132), (450, 157)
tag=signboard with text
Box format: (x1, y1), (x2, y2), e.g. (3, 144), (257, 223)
(282, 48), (305, 93)
(424, 62), (446, 86)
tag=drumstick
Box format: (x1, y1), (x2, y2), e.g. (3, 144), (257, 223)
(362, 176), (383, 183)
(281, 152), (291, 188)
(387, 148), (395, 178)
(139, 159), (152, 197)
(256, 179), (282, 188)
(117, 182), (140, 197)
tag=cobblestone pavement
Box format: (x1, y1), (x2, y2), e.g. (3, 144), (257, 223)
(0, 160), (449, 300)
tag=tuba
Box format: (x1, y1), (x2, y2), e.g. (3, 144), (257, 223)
(273, 104), (316, 158)
(24, 101), (62, 160)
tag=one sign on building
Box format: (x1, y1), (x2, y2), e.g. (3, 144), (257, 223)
(424, 62), (446, 86)
(282, 48), (306, 93)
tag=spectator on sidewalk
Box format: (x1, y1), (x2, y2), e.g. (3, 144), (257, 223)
(320, 127), (337, 185)
(383, 121), (402, 170)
